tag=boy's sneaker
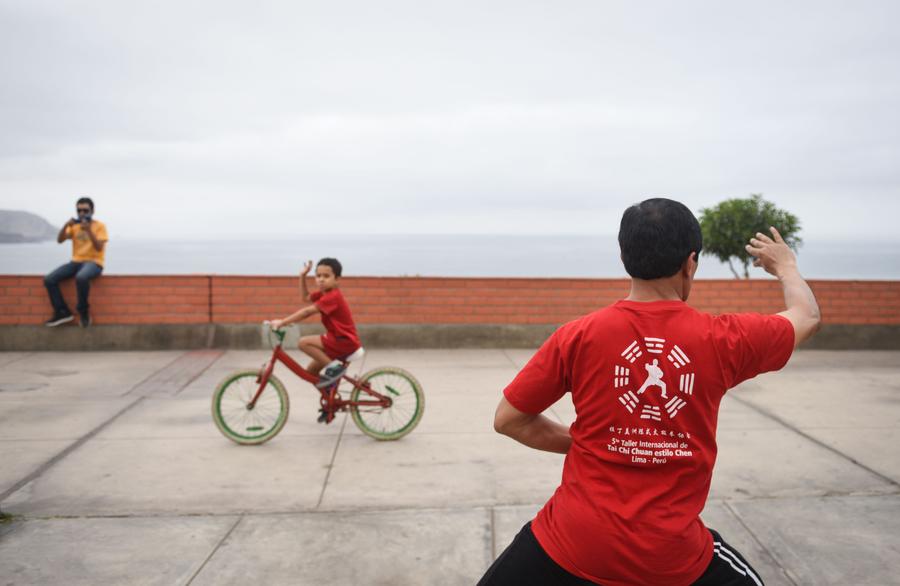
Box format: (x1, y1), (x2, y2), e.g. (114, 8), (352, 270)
(79, 311), (91, 328)
(45, 311), (74, 327)
(315, 361), (347, 389)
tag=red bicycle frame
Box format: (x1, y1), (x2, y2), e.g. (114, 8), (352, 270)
(248, 342), (391, 418)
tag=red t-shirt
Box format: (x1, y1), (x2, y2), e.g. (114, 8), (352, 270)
(504, 300), (794, 586)
(310, 288), (360, 349)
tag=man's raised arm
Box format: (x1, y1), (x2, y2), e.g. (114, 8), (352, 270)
(746, 227), (821, 348)
(57, 219), (74, 243)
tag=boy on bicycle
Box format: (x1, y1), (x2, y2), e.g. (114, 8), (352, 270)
(269, 257), (361, 389)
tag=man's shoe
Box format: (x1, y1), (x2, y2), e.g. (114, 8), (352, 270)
(314, 361), (347, 389)
(45, 311), (74, 327)
(79, 312), (91, 328)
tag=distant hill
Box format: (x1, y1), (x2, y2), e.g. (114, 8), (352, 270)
(0, 210), (58, 243)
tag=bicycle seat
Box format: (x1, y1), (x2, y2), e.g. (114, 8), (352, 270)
(343, 347), (365, 363)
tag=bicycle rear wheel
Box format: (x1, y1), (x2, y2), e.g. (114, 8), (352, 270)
(350, 367), (424, 440)
(212, 370), (290, 445)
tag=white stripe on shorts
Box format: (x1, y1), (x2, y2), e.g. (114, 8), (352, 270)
(714, 541), (763, 586)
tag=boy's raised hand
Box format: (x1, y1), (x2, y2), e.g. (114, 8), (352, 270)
(300, 260), (313, 276)
(745, 227), (797, 278)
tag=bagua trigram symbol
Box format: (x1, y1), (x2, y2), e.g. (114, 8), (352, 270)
(621, 341), (642, 364)
(614, 365), (630, 388)
(665, 397), (688, 418)
(615, 338), (695, 420)
(618, 390), (639, 413)
(644, 337), (665, 354)
(667, 344), (691, 369)
(679, 372), (695, 395)
(640, 405), (662, 421)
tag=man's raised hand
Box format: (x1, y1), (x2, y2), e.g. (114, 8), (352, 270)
(300, 260), (313, 276)
(745, 227), (797, 278)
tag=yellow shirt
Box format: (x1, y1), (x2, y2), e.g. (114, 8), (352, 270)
(66, 220), (108, 266)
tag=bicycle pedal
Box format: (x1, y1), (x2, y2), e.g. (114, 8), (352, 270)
(317, 410), (328, 424)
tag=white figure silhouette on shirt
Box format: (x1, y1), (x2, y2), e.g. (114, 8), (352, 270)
(636, 358), (667, 399)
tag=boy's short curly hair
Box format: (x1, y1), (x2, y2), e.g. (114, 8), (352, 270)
(618, 198), (702, 280)
(317, 257), (343, 277)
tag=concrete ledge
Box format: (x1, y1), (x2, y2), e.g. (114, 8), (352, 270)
(800, 324), (900, 350)
(0, 324), (218, 352)
(0, 323), (897, 351)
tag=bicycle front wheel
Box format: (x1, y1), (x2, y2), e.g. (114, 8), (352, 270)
(212, 370), (290, 445)
(350, 367), (424, 440)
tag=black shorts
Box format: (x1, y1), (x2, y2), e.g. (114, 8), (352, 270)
(478, 522), (764, 586)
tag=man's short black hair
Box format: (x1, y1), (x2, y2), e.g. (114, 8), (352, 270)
(76, 197), (94, 212)
(317, 257), (343, 277)
(618, 198), (702, 280)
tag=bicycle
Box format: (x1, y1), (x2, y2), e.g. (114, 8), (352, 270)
(212, 324), (424, 445)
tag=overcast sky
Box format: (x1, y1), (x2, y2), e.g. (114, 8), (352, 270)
(1, 0), (898, 240)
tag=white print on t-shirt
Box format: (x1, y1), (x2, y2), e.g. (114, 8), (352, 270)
(606, 426), (694, 465)
(679, 373), (695, 395)
(644, 337), (665, 353)
(667, 345), (691, 368)
(636, 359), (667, 399)
(613, 365), (630, 388)
(640, 405), (662, 421)
(621, 341), (643, 363)
(615, 338), (695, 423)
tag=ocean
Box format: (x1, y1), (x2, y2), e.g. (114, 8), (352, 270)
(2, 235), (899, 280)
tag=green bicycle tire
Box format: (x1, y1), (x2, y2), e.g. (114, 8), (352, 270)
(350, 367), (424, 440)
(212, 370), (290, 445)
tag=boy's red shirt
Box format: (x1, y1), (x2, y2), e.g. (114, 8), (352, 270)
(504, 299), (794, 586)
(310, 288), (360, 349)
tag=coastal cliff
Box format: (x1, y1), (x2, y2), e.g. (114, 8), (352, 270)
(0, 210), (57, 243)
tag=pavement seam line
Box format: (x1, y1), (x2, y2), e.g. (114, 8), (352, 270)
(173, 350), (225, 396)
(11, 492), (897, 521)
(731, 395), (900, 488)
(500, 349), (523, 370)
(0, 395), (147, 503)
(121, 351), (189, 396)
(489, 507), (497, 560)
(722, 500), (799, 586)
(184, 514), (243, 586)
(1, 351), (203, 503)
(316, 413), (349, 509)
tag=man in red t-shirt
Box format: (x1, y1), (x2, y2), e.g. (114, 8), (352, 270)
(269, 257), (362, 390)
(479, 199), (820, 586)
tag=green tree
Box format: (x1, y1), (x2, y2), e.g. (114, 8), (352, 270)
(698, 194), (802, 279)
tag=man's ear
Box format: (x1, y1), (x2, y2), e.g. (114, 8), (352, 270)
(682, 252), (698, 277)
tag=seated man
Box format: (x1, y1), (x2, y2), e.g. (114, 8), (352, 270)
(44, 197), (108, 328)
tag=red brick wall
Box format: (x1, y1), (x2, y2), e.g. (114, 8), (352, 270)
(1, 275), (898, 326)
(0, 276), (210, 325)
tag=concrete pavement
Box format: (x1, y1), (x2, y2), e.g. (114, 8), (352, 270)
(1, 348), (899, 585)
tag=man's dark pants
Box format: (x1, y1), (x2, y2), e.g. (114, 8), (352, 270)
(44, 261), (103, 316)
(478, 522), (765, 585)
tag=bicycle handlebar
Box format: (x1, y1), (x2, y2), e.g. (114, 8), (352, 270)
(262, 321), (287, 343)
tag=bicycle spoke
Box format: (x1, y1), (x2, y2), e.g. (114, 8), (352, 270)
(351, 368), (423, 438)
(215, 373), (288, 442)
